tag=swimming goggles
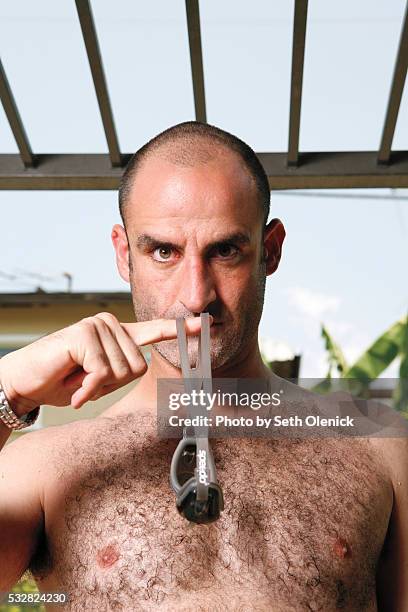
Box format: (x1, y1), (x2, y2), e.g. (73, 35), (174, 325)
(169, 312), (224, 524)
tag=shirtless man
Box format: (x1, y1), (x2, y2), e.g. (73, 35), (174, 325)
(0, 121), (407, 611)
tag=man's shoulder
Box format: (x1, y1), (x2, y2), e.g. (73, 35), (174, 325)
(0, 422), (85, 517)
(368, 434), (408, 485)
(322, 389), (408, 483)
(5, 404), (156, 456)
(2, 415), (101, 469)
(287, 381), (408, 479)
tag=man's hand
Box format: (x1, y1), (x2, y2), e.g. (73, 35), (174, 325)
(0, 312), (210, 415)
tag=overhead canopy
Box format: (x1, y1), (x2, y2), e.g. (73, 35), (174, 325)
(0, 0), (407, 190)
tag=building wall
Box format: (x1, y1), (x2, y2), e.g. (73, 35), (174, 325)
(0, 300), (135, 339)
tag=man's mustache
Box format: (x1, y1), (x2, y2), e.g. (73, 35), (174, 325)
(165, 309), (224, 322)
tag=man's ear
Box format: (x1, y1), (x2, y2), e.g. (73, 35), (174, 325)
(263, 218), (286, 275)
(111, 224), (130, 283)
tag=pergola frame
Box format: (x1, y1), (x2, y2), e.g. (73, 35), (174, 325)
(0, 0), (407, 191)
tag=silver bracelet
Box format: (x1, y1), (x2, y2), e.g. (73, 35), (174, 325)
(0, 385), (40, 430)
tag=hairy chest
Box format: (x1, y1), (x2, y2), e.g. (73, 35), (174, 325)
(32, 423), (391, 611)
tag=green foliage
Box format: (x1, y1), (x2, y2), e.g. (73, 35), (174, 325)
(0, 573), (44, 612)
(344, 318), (406, 382)
(321, 324), (348, 376)
(393, 315), (408, 412)
(315, 315), (408, 412)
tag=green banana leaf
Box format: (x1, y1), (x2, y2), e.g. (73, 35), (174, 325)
(311, 373), (334, 395)
(312, 325), (350, 395)
(321, 324), (349, 376)
(313, 316), (408, 406)
(393, 314), (408, 412)
(344, 316), (407, 382)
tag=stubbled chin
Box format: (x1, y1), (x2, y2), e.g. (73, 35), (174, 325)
(152, 322), (241, 371)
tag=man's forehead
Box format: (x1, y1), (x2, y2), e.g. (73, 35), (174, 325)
(130, 143), (254, 195)
(123, 139), (261, 230)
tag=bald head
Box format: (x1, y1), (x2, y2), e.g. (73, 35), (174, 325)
(155, 138), (218, 167)
(118, 121), (270, 229)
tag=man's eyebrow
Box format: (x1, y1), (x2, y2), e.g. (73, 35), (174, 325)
(210, 232), (251, 247)
(135, 232), (251, 251)
(136, 234), (172, 250)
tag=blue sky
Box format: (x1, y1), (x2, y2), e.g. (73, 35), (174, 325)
(0, 0), (407, 377)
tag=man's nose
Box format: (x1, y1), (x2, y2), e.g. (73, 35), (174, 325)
(178, 256), (217, 313)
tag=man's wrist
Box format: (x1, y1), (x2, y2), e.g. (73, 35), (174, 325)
(0, 358), (33, 418)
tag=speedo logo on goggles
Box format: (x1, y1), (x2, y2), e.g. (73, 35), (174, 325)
(197, 449), (209, 485)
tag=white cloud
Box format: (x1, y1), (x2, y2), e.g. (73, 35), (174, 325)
(258, 337), (295, 362)
(324, 319), (354, 336)
(285, 287), (341, 320)
(299, 350), (330, 379)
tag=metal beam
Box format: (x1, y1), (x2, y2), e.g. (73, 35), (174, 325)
(185, 0), (206, 123)
(0, 154), (124, 189)
(1, 151), (408, 190)
(0, 59), (35, 168)
(75, 0), (122, 167)
(262, 151), (408, 189)
(378, 2), (408, 164)
(287, 0), (308, 167)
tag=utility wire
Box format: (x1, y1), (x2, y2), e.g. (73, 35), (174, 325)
(0, 269), (73, 291)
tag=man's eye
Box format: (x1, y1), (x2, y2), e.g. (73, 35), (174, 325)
(152, 246), (173, 261)
(216, 244), (238, 258)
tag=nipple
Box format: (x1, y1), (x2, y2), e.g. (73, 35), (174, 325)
(333, 537), (350, 559)
(97, 544), (120, 569)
